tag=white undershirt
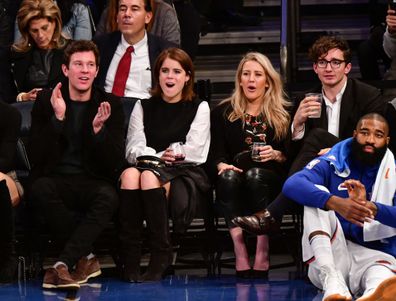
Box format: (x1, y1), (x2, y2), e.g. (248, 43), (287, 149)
(323, 82), (346, 138)
(125, 100), (211, 164)
(104, 32), (151, 99)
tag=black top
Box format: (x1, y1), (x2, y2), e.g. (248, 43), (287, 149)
(26, 48), (54, 90)
(141, 96), (201, 152)
(209, 101), (287, 177)
(0, 101), (21, 172)
(54, 100), (89, 175)
(10, 43), (67, 99)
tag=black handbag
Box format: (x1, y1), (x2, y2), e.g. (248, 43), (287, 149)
(136, 155), (198, 169)
(136, 155), (166, 169)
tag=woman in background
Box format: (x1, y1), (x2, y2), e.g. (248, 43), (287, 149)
(11, 0), (68, 102)
(14, 0), (93, 41)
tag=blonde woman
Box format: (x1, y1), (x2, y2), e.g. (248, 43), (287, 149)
(11, 0), (68, 102)
(209, 52), (291, 278)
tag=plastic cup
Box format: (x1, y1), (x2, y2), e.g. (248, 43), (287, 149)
(251, 142), (266, 162)
(305, 93), (323, 118)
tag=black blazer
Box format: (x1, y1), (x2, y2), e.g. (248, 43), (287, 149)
(28, 83), (125, 183)
(93, 31), (175, 90)
(288, 78), (386, 158)
(208, 101), (288, 180)
(10, 46), (66, 95)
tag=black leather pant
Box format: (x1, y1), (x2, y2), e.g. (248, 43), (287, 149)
(216, 167), (283, 228)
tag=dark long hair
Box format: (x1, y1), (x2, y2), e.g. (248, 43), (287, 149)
(151, 47), (195, 101)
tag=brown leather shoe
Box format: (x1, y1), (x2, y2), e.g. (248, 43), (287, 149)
(42, 264), (80, 290)
(71, 257), (102, 284)
(231, 209), (279, 235)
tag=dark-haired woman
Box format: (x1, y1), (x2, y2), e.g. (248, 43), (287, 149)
(118, 47), (210, 282)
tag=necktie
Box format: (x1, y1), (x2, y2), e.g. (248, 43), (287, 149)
(112, 46), (134, 97)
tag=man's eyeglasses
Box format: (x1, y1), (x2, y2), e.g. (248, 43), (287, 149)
(316, 59), (346, 69)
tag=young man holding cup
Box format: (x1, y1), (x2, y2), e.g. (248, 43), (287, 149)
(233, 35), (387, 235)
(288, 36), (386, 172)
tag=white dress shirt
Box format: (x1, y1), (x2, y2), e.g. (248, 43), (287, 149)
(291, 81), (347, 140)
(105, 32), (151, 99)
(125, 100), (211, 164)
(323, 82), (346, 138)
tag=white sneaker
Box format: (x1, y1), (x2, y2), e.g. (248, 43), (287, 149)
(319, 266), (352, 301)
(356, 275), (396, 301)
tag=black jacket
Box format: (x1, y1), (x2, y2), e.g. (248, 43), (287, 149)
(28, 83), (125, 183)
(11, 45), (67, 96)
(288, 78), (386, 160)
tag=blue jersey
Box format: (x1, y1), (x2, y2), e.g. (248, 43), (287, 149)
(283, 156), (396, 257)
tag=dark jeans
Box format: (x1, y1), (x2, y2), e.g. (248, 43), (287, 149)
(30, 174), (119, 268)
(267, 128), (340, 221)
(216, 167), (284, 228)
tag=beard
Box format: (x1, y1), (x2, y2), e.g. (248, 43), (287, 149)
(351, 138), (387, 166)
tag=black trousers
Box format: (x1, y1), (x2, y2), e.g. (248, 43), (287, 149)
(267, 128), (340, 220)
(30, 174), (119, 268)
(216, 167), (284, 228)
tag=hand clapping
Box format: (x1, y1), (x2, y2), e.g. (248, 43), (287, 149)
(93, 102), (111, 134)
(50, 83), (66, 121)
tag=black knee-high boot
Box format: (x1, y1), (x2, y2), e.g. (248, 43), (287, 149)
(141, 187), (173, 281)
(118, 189), (143, 283)
(0, 179), (18, 283)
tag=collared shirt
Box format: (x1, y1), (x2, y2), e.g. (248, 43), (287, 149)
(323, 80), (347, 138)
(104, 32), (151, 99)
(291, 80), (347, 140)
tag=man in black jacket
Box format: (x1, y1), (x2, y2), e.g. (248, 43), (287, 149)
(29, 40), (124, 290)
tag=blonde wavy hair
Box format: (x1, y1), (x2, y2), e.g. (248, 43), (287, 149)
(13, 0), (66, 52)
(221, 52), (290, 141)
